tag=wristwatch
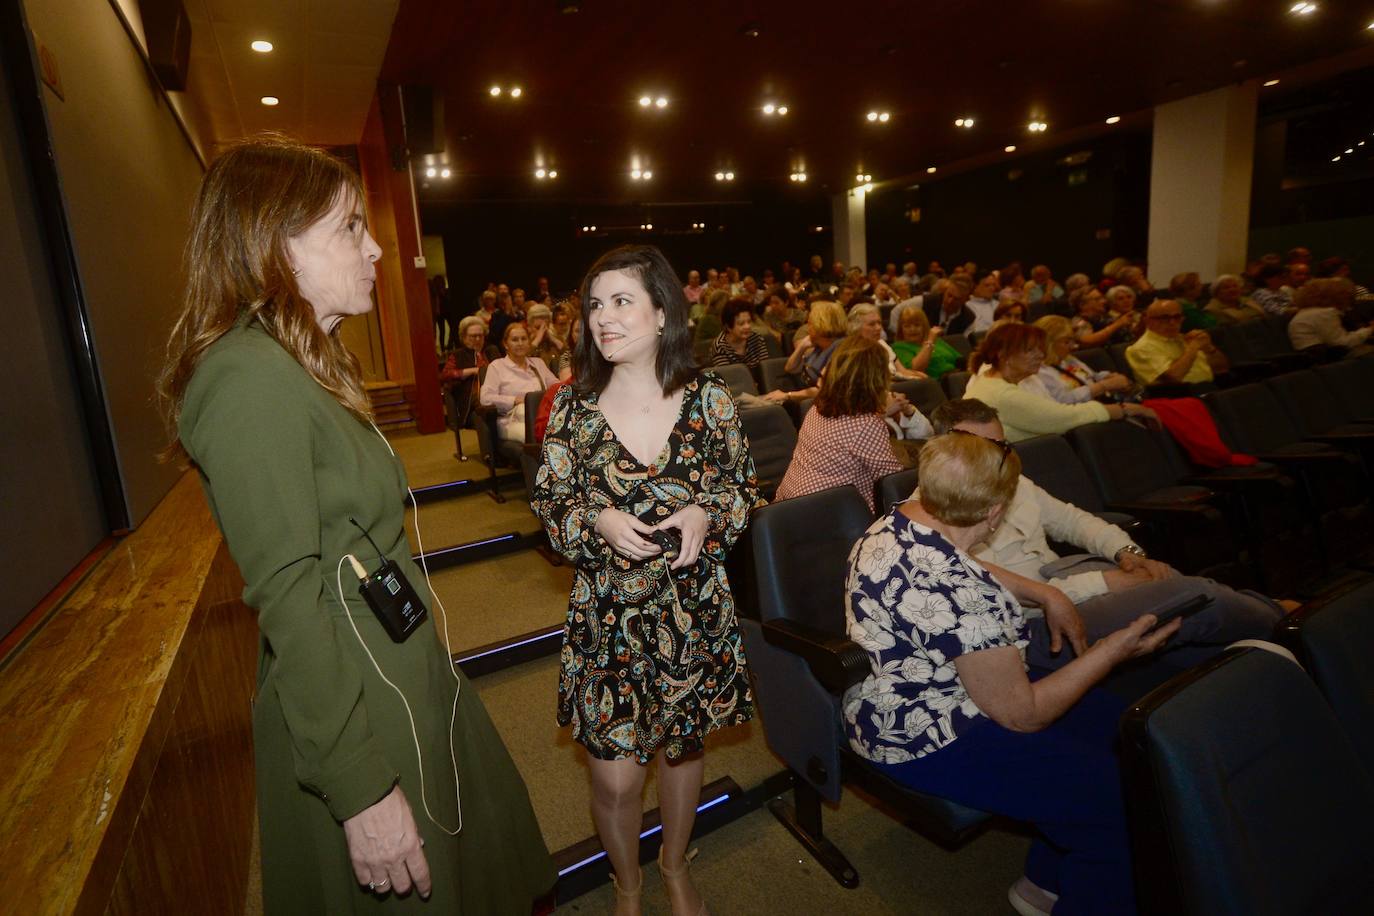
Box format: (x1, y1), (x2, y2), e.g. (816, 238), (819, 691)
(1115, 545), (1147, 562)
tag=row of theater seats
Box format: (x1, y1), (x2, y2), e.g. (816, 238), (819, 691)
(738, 479), (1374, 913)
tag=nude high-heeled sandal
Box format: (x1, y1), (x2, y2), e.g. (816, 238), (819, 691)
(610, 867), (642, 915)
(657, 847), (708, 916)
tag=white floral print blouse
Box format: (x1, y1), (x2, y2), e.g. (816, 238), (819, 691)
(843, 508), (1029, 764)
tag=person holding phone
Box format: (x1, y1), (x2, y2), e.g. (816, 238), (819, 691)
(531, 245), (761, 916)
(845, 431), (1180, 916)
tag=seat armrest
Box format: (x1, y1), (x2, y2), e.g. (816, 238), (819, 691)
(761, 618), (870, 694)
(1105, 501), (1221, 526)
(1182, 471), (1291, 494)
(1253, 451), (1359, 472)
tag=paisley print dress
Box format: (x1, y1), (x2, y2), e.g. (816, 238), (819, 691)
(531, 373), (760, 763)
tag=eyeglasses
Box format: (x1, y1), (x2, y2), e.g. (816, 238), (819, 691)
(1150, 313), (1184, 322)
(948, 428), (1013, 470)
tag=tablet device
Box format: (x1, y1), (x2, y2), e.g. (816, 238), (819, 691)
(1148, 593), (1212, 632)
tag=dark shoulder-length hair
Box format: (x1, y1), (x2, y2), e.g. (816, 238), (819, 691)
(572, 245), (698, 397)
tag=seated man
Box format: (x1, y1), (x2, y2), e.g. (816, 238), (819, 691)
(929, 398), (1292, 672)
(1125, 300), (1229, 387)
(921, 274), (976, 335)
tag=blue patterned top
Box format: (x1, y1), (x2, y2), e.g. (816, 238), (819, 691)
(843, 508), (1029, 764)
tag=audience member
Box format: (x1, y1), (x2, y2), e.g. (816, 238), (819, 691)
(1287, 278), (1374, 356)
(966, 323), (1150, 441)
(1125, 300), (1229, 387)
(1284, 261), (1311, 295)
(760, 288), (807, 344)
(849, 303), (924, 378)
(775, 336), (928, 510)
(1316, 256), (1373, 299)
(694, 289), (729, 346)
(552, 300), (579, 381)
(930, 399), (1288, 672)
(1250, 263), (1293, 316)
(1027, 316), (1134, 404)
(476, 288), (499, 326)
(440, 316), (502, 429)
(1167, 272), (1217, 332)
(1070, 286), (1136, 347)
(489, 291), (518, 351)
(1063, 272), (1090, 296)
(1026, 265), (1064, 305)
(993, 300), (1026, 324)
(1203, 274), (1265, 325)
(683, 269), (705, 305)
(1115, 265), (1158, 308)
(1103, 285), (1144, 337)
(923, 275), (976, 334)
(764, 300), (847, 405)
(526, 303), (564, 367)
(966, 273), (1000, 333)
(891, 307), (962, 380)
(711, 298), (772, 367)
(844, 431), (1178, 916)
(480, 322), (558, 442)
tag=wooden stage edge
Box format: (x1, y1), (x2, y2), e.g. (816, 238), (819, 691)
(0, 471), (257, 915)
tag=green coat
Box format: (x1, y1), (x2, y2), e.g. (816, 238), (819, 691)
(181, 322), (553, 914)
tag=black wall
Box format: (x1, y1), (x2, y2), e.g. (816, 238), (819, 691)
(865, 132), (1152, 280)
(419, 196), (831, 307)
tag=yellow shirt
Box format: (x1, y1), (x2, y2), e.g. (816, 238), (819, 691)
(1125, 329), (1213, 386)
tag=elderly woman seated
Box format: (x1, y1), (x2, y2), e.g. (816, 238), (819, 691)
(849, 302), (926, 378)
(1203, 274), (1266, 325)
(774, 336), (931, 510)
(1069, 286), (1136, 348)
(526, 302), (565, 368)
(479, 322), (558, 442)
(440, 315), (503, 430)
(965, 323), (1153, 442)
(1026, 316), (1135, 404)
(711, 297), (772, 367)
(891, 306), (963, 380)
(845, 432), (1179, 916)
(763, 300), (848, 405)
(1287, 278), (1374, 357)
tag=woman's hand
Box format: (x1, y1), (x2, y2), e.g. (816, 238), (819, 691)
(342, 786), (431, 899)
(1093, 614), (1181, 665)
(1123, 404), (1158, 422)
(1039, 587), (1088, 657)
(594, 508), (663, 561)
(885, 392), (913, 417)
(762, 389), (790, 404)
(655, 504), (710, 569)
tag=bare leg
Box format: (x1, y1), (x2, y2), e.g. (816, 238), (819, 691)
(588, 756), (649, 915)
(656, 752), (706, 915)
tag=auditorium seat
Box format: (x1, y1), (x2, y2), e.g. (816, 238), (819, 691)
(1011, 434), (1141, 549)
(1065, 421), (1242, 578)
(1274, 574), (1374, 773)
(1107, 342), (1132, 377)
(519, 389), (545, 495)
(1205, 383), (1372, 565)
(874, 468), (918, 516)
(1073, 347), (1115, 375)
(891, 377), (946, 418)
(739, 486), (990, 889)
(470, 366), (525, 504)
(942, 333), (972, 358)
(759, 356), (799, 395)
(713, 362), (759, 399)
(1265, 370), (1374, 472)
(737, 404), (797, 501)
(1316, 358), (1374, 422)
(1120, 645), (1374, 915)
(941, 370), (971, 400)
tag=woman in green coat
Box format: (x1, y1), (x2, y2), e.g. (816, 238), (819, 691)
(159, 137), (553, 913)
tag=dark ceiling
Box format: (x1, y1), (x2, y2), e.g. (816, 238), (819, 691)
(379, 0), (1374, 204)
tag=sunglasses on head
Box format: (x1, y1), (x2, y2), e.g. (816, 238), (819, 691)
(948, 427), (1013, 470)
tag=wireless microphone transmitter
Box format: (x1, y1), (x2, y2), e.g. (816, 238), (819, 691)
(649, 528), (681, 561)
(356, 558), (427, 643)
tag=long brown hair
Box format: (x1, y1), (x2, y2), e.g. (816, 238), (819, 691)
(814, 336), (889, 418)
(968, 322), (1047, 374)
(157, 136), (371, 461)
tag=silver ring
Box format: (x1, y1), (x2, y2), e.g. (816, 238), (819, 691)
(375, 879), (390, 890)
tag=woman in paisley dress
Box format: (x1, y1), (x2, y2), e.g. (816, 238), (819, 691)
(844, 432), (1178, 916)
(531, 245), (759, 916)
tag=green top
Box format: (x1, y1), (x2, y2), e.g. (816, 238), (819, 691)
(1178, 298), (1218, 332)
(180, 322), (552, 911)
(891, 337), (964, 379)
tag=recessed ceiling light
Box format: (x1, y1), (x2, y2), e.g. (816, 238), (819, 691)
(1105, 115), (1121, 124)
(814, 226), (824, 232)
(878, 112), (890, 122)
(715, 171), (725, 180)
(425, 167), (437, 178)
(1289, 2), (1317, 15)
(1028, 121), (1047, 132)
(490, 85), (502, 96)
(631, 168), (642, 179)
(655, 96), (668, 108)
(643, 170), (653, 179)
(862, 182), (873, 191)
(535, 167), (547, 178)
(1263, 79), (1280, 87)
(1332, 156), (1342, 162)
(509, 86), (522, 98)
(867, 111), (879, 122)
(1005, 145), (1017, 153)
(762, 103), (775, 114)
(1360, 141), (1367, 147)
(638, 95), (651, 107)
(590, 225), (597, 231)
(440, 168), (451, 178)
(250, 40), (273, 53)
(260, 96), (279, 106)
(725, 171), (734, 180)
(1346, 148), (1354, 154)
(777, 105), (788, 115)
(548, 169), (557, 178)
(927, 166), (937, 174)
(955, 117), (975, 128)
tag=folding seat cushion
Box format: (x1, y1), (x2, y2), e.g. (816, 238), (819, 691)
(941, 370), (971, 400)
(1121, 646), (1374, 915)
(874, 468), (919, 516)
(737, 404), (798, 500)
(1266, 370), (1374, 439)
(1317, 358), (1374, 420)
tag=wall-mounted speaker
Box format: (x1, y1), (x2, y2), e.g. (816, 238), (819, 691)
(401, 85), (444, 156)
(138, 0), (191, 91)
